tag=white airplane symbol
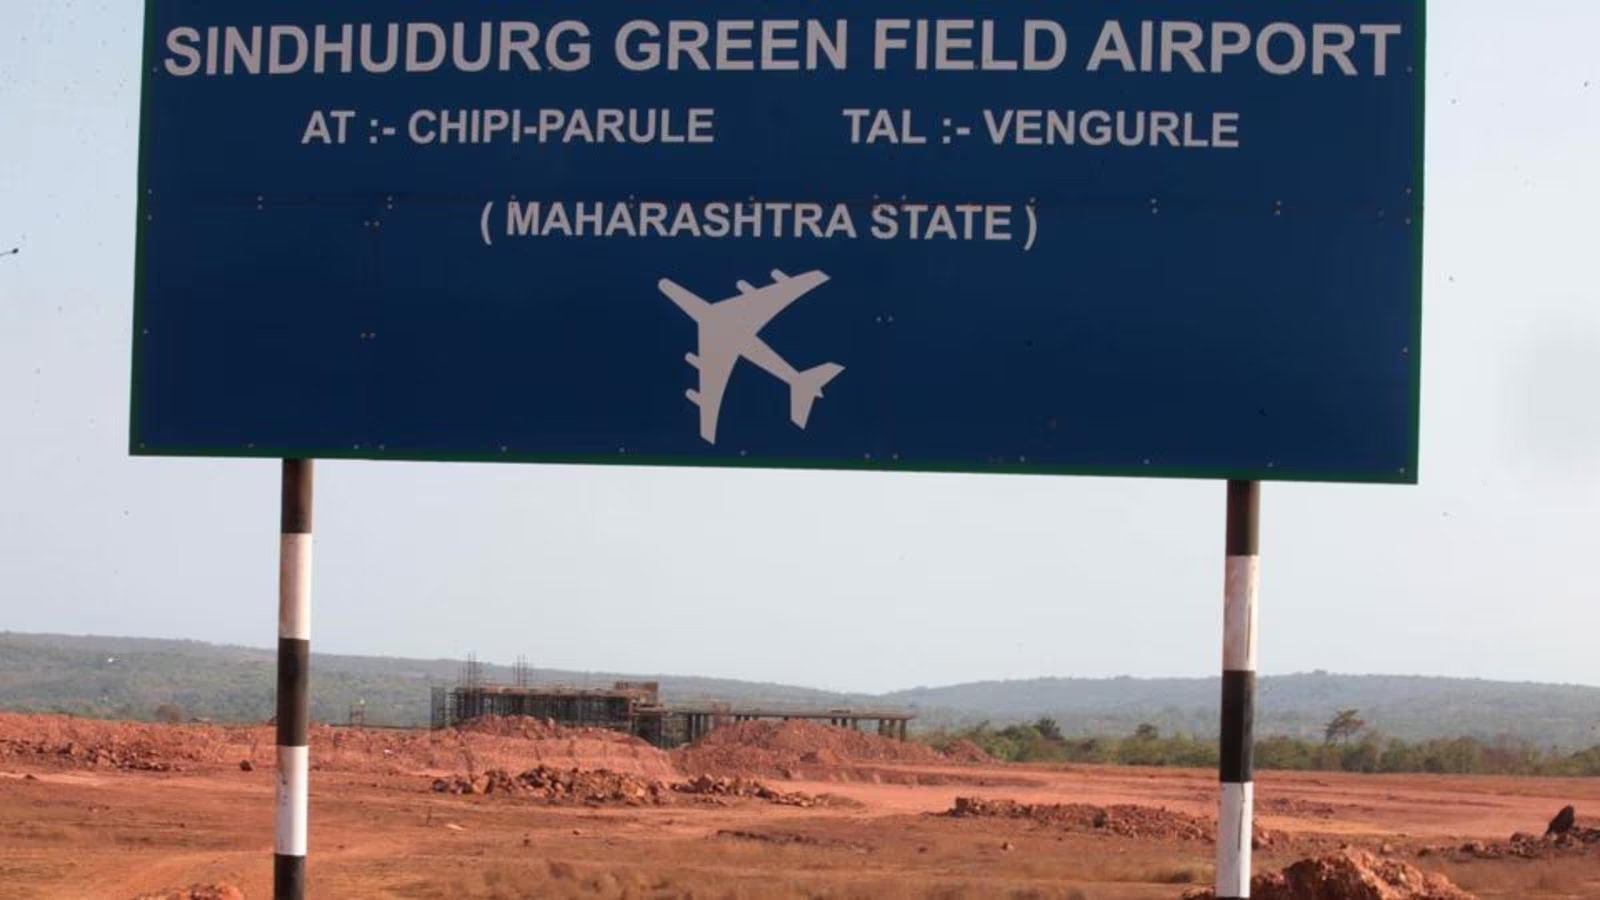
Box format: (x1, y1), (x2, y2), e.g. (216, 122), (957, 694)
(659, 269), (845, 445)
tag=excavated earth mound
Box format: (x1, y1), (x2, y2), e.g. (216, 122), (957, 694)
(1185, 850), (1476, 900)
(0, 713), (676, 780)
(945, 796), (1285, 848)
(945, 796), (1213, 841)
(0, 715), (234, 772)
(312, 718), (675, 778)
(672, 720), (948, 778)
(941, 739), (997, 764)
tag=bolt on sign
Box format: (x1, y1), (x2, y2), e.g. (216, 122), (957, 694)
(132, 1), (1424, 484)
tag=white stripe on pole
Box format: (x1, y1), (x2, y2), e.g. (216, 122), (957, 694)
(278, 535), (312, 640)
(1217, 781), (1253, 898)
(274, 744), (309, 856)
(1222, 555), (1259, 671)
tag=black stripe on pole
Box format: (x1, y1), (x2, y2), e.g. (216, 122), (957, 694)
(1226, 481), (1259, 557)
(282, 459), (313, 534)
(1219, 669), (1256, 784)
(276, 638), (311, 747)
(277, 458), (312, 900)
(274, 856), (306, 898)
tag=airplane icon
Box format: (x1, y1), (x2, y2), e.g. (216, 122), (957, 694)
(659, 269), (845, 445)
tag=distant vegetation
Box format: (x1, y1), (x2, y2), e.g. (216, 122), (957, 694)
(0, 632), (867, 727)
(922, 716), (1600, 777)
(886, 673), (1600, 751)
(3, 633), (1599, 761)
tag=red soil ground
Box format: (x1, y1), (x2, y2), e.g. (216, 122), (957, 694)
(4, 712), (1600, 899)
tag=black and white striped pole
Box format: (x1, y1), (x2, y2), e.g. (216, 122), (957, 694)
(1216, 480), (1259, 899)
(275, 459), (313, 899)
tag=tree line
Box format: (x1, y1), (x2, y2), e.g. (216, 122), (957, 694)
(922, 712), (1600, 777)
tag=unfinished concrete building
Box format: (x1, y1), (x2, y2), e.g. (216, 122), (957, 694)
(431, 679), (914, 749)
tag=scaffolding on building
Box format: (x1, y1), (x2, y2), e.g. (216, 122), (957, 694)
(430, 656), (914, 748)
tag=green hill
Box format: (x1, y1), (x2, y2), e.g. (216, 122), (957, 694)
(0, 632), (870, 727)
(886, 674), (1600, 749)
(2, 632), (1597, 749)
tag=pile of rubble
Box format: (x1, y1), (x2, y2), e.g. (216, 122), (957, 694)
(1424, 805), (1600, 861)
(944, 797), (1216, 842)
(1184, 851), (1476, 900)
(430, 765), (671, 806)
(2, 736), (189, 772)
(671, 774), (837, 808)
(428, 767), (847, 809)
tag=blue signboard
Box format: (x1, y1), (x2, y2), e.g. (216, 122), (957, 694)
(132, 1), (1424, 482)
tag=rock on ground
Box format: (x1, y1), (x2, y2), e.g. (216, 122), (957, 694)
(1546, 803), (1576, 836)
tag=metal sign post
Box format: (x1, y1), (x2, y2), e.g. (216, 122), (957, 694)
(275, 459), (313, 899)
(1217, 481), (1260, 899)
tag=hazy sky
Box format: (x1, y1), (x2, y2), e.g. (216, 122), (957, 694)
(2, 4), (1597, 695)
